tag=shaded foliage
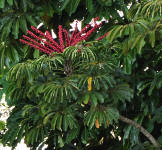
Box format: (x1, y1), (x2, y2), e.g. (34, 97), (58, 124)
(0, 0), (161, 150)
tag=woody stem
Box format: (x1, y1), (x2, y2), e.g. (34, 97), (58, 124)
(119, 115), (160, 148)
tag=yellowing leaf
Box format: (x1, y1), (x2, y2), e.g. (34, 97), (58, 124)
(88, 77), (92, 91)
(95, 119), (100, 128)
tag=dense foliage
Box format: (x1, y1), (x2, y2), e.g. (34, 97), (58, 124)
(0, 0), (162, 150)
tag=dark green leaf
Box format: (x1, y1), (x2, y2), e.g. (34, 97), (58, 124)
(0, 0), (5, 8)
(7, 0), (13, 5)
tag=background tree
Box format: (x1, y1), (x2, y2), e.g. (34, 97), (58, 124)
(0, 0), (161, 150)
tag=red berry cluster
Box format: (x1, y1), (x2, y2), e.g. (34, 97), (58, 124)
(20, 17), (108, 55)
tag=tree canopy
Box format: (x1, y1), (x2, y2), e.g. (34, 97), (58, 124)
(0, 0), (162, 150)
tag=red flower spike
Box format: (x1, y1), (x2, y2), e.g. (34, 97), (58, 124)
(63, 29), (70, 47)
(58, 25), (65, 51)
(94, 16), (100, 22)
(31, 26), (61, 52)
(70, 21), (78, 44)
(20, 17), (108, 55)
(27, 30), (61, 53)
(19, 39), (51, 54)
(23, 35), (54, 53)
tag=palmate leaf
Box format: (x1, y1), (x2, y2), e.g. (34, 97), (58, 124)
(137, 71), (162, 96)
(7, 60), (34, 83)
(32, 54), (64, 71)
(46, 112), (77, 131)
(2, 125), (20, 146)
(141, 0), (162, 18)
(81, 91), (104, 106)
(43, 78), (79, 103)
(7, 54), (64, 84)
(106, 20), (148, 50)
(65, 126), (80, 144)
(84, 107), (119, 129)
(63, 45), (96, 61)
(106, 16), (160, 54)
(0, 6), (38, 40)
(25, 126), (46, 145)
(110, 84), (134, 103)
(105, 107), (119, 124)
(148, 71), (162, 96)
(65, 0), (80, 16)
(0, 40), (24, 73)
(152, 106), (162, 124)
(78, 73), (115, 91)
(128, 0), (162, 19)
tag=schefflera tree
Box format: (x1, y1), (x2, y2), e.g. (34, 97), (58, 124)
(2, 19), (133, 150)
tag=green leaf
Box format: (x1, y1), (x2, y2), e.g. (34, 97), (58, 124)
(104, 0), (112, 6)
(33, 50), (40, 58)
(22, 0), (27, 12)
(108, 25), (123, 43)
(123, 125), (132, 140)
(66, 0), (80, 16)
(66, 127), (80, 143)
(106, 107), (119, 124)
(89, 111), (97, 129)
(91, 93), (98, 107)
(0, 120), (5, 131)
(1, 19), (14, 40)
(51, 113), (59, 130)
(60, 0), (70, 11)
(56, 114), (63, 130)
(111, 83), (133, 102)
(83, 93), (90, 104)
(124, 55), (132, 74)
(7, 0), (13, 5)
(95, 92), (104, 104)
(0, 0), (5, 8)
(66, 115), (74, 129)
(84, 111), (92, 126)
(149, 31), (155, 48)
(26, 15), (37, 26)
(81, 127), (88, 144)
(43, 112), (55, 125)
(86, 0), (93, 13)
(68, 86), (77, 100)
(131, 35), (142, 50)
(98, 111), (103, 126)
(120, 25), (126, 38)
(63, 115), (68, 131)
(58, 135), (64, 147)
(12, 19), (19, 39)
(129, 23), (135, 36)
(16, 125), (25, 142)
(47, 2), (54, 17)
(19, 16), (28, 33)
(0, 46), (5, 72)
(136, 37), (145, 54)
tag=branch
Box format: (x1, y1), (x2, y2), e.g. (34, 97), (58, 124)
(119, 115), (160, 148)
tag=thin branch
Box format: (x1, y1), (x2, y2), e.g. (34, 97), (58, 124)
(119, 115), (160, 148)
